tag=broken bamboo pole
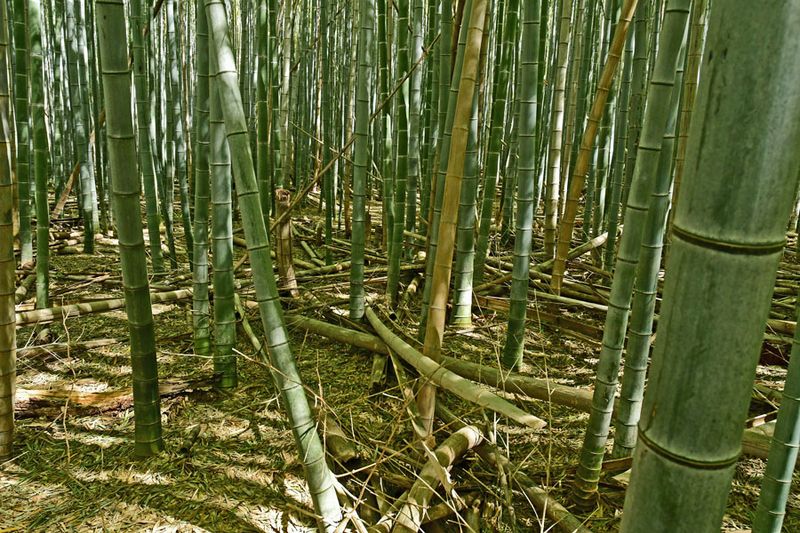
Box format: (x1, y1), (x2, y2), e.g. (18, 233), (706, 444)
(365, 307), (546, 430)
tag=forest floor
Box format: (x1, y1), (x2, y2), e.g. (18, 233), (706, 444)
(2, 203), (799, 532)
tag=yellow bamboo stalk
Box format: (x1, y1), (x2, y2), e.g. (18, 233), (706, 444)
(417, 0), (489, 439)
(550, 0), (638, 295)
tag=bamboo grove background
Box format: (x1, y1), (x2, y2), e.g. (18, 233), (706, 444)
(1, 0), (800, 531)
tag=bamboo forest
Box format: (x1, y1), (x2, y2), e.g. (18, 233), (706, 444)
(2, 0), (800, 530)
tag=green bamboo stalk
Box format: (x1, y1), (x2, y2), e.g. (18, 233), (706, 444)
(405, 0), (424, 239)
(611, 49), (684, 458)
(0, 0), (15, 460)
(550, 0), (638, 295)
(85, 0), (107, 233)
(28, 0), (49, 310)
(349, 0), (375, 320)
(192, 2), (211, 358)
(376, 0), (392, 259)
(449, 91), (479, 327)
(47, 0), (66, 201)
(279, 3), (292, 188)
(269, 0), (281, 197)
(500, 0), (539, 369)
(418, 0), (437, 237)
(418, 0), (487, 438)
(472, 0), (512, 286)
(71, 0), (96, 252)
(572, 0), (687, 506)
(209, 48), (237, 389)
(754, 301), (800, 532)
(167, 0), (193, 267)
(385, 0), (410, 306)
(14, 0), (31, 267)
(620, 1), (648, 211)
(131, 0), (164, 272)
(603, 23), (634, 270)
(620, 5), (800, 530)
(321, 0), (334, 264)
(256, 0), (270, 225)
(205, 1), (341, 526)
(666, 0), (706, 237)
(417, 0), (467, 341)
(542, 0), (573, 258)
(157, 14), (179, 270)
(94, 0), (163, 456)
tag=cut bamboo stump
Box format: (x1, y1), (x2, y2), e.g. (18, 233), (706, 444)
(437, 404), (592, 533)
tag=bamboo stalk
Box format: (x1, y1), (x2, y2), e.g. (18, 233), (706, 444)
(550, 0), (638, 294)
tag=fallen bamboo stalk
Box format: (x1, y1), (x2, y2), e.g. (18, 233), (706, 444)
(15, 289), (193, 326)
(474, 294), (603, 343)
(436, 404), (592, 533)
(17, 338), (121, 359)
(291, 312), (779, 464)
(364, 308), (547, 430)
(15, 375), (218, 417)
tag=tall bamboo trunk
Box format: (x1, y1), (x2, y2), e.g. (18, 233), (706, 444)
(0, 0), (15, 460)
(205, 1), (342, 525)
(95, 0), (164, 456)
(620, 4), (800, 530)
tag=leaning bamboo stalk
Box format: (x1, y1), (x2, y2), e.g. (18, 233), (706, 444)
(550, 0), (638, 295)
(205, 1), (342, 526)
(365, 307), (546, 430)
